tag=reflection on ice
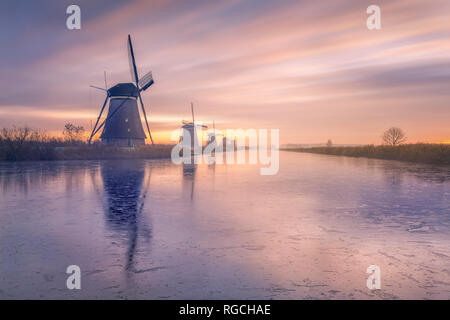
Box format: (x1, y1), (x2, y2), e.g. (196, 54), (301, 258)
(0, 152), (449, 299)
(182, 155), (198, 202)
(100, 161), (152, 273)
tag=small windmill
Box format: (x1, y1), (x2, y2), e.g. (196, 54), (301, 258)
(180, 102), (207, 153)
(88, 35), (155, 146)
(207, 120), (223, 145)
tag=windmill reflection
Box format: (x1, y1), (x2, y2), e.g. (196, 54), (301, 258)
(183, 155), (199, 201)
(100, 160), (151, 273)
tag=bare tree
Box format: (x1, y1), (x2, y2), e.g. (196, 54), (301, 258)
(326, 139), (333, 147)
(382, 127), (407, 146)
(63, 123), (85, 144)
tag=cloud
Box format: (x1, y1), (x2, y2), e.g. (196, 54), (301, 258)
(1, 0), (450, 143)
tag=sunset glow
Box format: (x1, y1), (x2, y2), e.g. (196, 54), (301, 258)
(1, 0), (450, 144)
(1, 1), (450, 302)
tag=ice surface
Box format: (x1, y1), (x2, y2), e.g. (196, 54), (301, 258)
(0, 152), (449, 299)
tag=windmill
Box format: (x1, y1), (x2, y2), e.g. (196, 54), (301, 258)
(207, 120), (223, 146)
(88, 35), (155, 146)
(180, 102), (207, 153)
(207, 120), (216, 144)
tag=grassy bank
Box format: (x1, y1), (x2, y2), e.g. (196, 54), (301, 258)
(0, 127), (173, 161)
(284, 144), (450, 165)
(0, 142), (174, 161)
(56, 144), (174, 161)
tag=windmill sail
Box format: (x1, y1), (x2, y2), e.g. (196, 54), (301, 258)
(139, 71), (154, 91)
(128, 36), (138, 83)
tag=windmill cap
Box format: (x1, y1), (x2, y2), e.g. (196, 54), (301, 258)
(108, 83), (138, 97)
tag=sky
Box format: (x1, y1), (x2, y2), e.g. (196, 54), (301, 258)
(1, 0), (450, 144)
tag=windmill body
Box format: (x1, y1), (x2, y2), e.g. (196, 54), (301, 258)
(181, 123), (202, 152)
(207, 120), (223, 147)
(180, 103), (207, 154)
(100, 83), (146, 146)
(88, 35), (155, 146)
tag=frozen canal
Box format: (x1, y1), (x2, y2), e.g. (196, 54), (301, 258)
(0, 151), (449, 299)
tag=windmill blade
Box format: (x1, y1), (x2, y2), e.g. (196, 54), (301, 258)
(92, 95), (131, 137)
(128, 34), (139, 84)
(129, 35), (154, 144)
(137, 92), (154, 145)
(139, 71), (154, 91)
(128, 35), (155, 144)
(104, 71), (108, 90)
(89, 85), (107, 92)
(88, 95), (109, 144)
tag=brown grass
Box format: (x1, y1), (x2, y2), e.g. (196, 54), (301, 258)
(0, 126), (173, 161)
(284, 144), (450, 165)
